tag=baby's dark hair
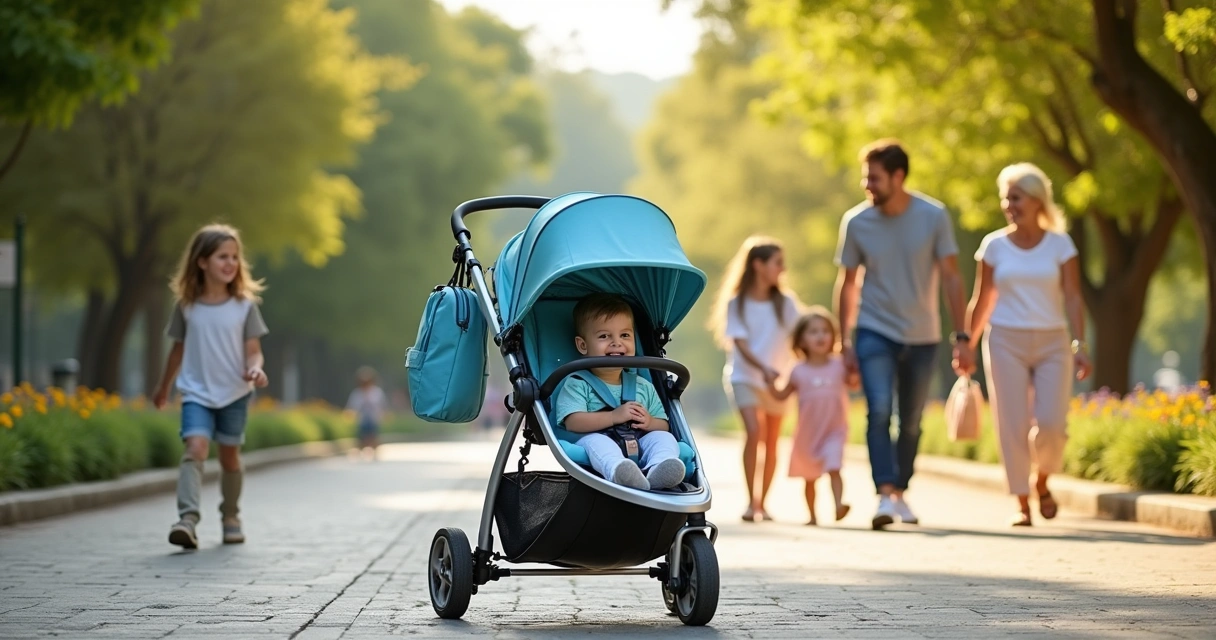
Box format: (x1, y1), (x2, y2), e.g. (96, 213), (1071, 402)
(573, 293), (634, 336)
(791, 306), (842, 358)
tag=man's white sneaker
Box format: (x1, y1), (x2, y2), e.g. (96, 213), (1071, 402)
(894, 497), (919, 525)
(872, 496), (897, 530)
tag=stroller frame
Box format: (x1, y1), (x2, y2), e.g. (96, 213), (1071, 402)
(427, 196), (720, 626)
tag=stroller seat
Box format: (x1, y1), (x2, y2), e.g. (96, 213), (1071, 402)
(531, 298), (699, 485)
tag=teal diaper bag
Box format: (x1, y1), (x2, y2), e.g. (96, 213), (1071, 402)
(406, 277), (489, 423)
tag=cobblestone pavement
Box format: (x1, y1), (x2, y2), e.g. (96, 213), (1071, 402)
(1, 432), (1214, 639)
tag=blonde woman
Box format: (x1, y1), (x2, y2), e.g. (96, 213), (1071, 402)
(711, 236), (799, 522)
(964, 163), (1092, 527)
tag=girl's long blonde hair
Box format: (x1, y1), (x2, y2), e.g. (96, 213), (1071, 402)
(171, 224), (264, 304)
(709, 235), (793, 349)
(998, 162), (1067, 233)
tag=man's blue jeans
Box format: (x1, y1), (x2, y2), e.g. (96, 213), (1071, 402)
(855, 328), (939, 492)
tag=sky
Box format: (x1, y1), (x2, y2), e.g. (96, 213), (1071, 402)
(435, 0), (701, 80)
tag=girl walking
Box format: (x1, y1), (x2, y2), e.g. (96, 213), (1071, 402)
(768, 307), (854, 525)
(711, 236), (798, 522)
(154, 224), (270, 549)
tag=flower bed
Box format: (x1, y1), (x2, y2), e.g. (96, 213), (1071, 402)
(0, 385), (440, 492)
(710, 383), (1216, 497)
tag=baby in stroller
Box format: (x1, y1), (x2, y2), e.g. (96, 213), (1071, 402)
(555, 293), (687, 491)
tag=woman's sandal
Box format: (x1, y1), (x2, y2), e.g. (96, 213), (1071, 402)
(741, 507), (757, 522)
(1038, 492), (1059, 520)
(1010, 511), (1033, 527)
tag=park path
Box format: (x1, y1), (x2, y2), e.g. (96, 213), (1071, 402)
(1, 431), (1213, 638)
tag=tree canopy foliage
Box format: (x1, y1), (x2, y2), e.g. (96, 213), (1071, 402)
(749, 0), (1215, 391)
(255, 0), (552, 401)
(0, 0), (408, 389)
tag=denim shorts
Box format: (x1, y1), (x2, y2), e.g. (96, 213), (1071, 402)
(180, 393), (252, 446)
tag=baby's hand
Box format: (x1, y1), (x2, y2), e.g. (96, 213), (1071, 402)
(625, 402), (652, 430)
(610, 404), (634, 425)
(846, 371), (861, 391)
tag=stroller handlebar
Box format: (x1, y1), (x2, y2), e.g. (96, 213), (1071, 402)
(452, 196), (551, 241)
(538, 357), (691, 400)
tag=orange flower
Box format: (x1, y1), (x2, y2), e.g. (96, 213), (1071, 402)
(79, 409), (91, 420)
(10, 405), (23, 419)
(0, 413), (12, 428)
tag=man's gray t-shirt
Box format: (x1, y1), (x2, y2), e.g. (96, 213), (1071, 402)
(167, 297), (269, 409)
(834, 193), (958, 345)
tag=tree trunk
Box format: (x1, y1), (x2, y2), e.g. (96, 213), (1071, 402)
(1091, 0), (1216, 382)
(143, 286), (168, 397)
(77, 289), (108, 389)
(93, 265), (152, 392)
(1088, 295), (1141, 392)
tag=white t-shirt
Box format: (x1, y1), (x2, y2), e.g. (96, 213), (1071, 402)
(167, 297), (269, 409)
(723, 295), (799, 387)
(347, 386), (388, 424)
(975, 229), (1078, 330)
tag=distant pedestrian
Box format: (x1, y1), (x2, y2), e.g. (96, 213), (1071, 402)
(346, 367), (388, 459)
(767, 307), (855, 525)
(153, 224), (269, 549)
(964, 162), (1091, 526)
(834, 139), (973, 530)
(1153, 351), (1183, 394)
(711, 236), (799, 522)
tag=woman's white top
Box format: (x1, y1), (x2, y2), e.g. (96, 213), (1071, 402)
(975, 228), (1078, 330)
(723, 295), (798, 387)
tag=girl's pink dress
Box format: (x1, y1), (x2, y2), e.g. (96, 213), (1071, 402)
(788, 357), (850, 480)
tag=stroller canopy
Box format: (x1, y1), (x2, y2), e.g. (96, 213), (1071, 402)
(494, 193), (706, 331)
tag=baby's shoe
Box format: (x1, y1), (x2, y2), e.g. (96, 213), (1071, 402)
(646, 458), (686, 490)
(611, 460), (650, 490)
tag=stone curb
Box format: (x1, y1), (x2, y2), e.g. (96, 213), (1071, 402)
(0, 438), (365, 527)
(846, 444), (1216, 538)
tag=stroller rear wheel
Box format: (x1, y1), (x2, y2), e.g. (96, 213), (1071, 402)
(428, 527), (474, 619)
(672, 533), (718, 626)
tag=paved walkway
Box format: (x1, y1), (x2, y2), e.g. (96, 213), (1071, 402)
(1, 433), (1213, 638)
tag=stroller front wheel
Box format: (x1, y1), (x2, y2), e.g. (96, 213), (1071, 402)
(429, 527), (474, 619)
(673, 533), (719, 626)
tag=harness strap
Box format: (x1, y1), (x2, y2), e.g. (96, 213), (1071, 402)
(570, 370), (641, 463)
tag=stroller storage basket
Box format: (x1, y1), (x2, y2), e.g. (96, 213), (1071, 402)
(494, 471), (687, 570)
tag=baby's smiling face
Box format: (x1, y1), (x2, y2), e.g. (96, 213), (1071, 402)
(575, 312), (636, 359)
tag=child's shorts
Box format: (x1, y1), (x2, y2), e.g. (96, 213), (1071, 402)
(180, 393), (252, 446)
(357, 418), (380, 439)
(726, 382), (787, 417)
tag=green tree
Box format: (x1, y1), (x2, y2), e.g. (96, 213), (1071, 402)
(750, 0), (1208, 392)
(257, 0), (551, 403)
(634, 0), (855, 410)
(0, 0), (201, 181)
(0, 0), (409, 391)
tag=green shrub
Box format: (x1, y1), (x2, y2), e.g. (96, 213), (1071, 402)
(135, 411), (183, 468)
(13, 418), (75, 488)
(0, 429), (29, 490)
(1099, 420), (1197, 491)
(244, 411), (319, 451)
(1063, 417), (1120, 480)
(1176, 428), (1216, 496)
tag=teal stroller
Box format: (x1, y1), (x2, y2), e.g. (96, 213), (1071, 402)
(424, 193), (719, 626)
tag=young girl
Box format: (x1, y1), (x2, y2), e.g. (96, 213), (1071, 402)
(153, 224), (269, 549)
(768, 307), (854, 525)
(710, 236), (799, 522)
